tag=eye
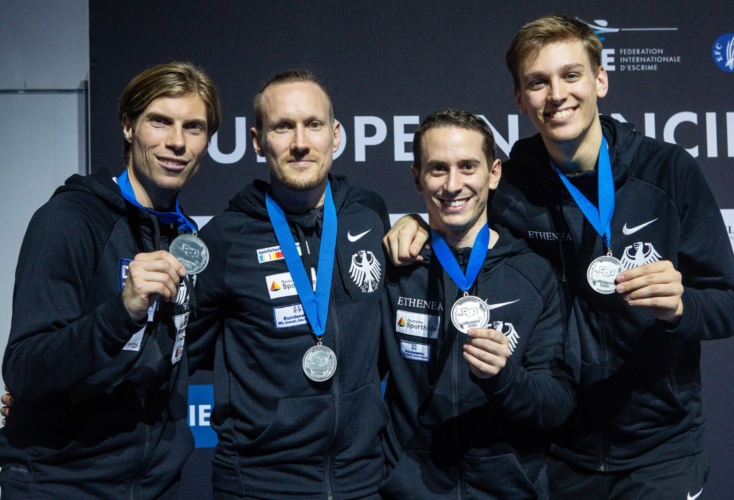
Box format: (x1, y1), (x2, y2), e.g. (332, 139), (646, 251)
(565, 72), (580, 81)
(274, 123), (292, 132)
(461, 163), (477, 172)
(528, 79), (546, 89)
(186, 122), (205, 134)
(308, 121), (323, 130)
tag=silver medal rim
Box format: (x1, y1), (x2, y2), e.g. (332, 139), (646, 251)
(302, 345), (337, 382)
(450, 295), (490, 334)
(170, 234), (209, 275)
(587, 255), (623, 295)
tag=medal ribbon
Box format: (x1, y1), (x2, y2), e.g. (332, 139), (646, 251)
(116, 170), (198, 232)
(266, 182), (337, 338)
(551, 136), (614, 250)
(430, 223), (490, 291)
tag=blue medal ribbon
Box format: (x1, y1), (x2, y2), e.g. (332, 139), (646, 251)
(430, 223), (490, 291)
(552, 136), (614, 251)
(116, 170), (198, 232)
(265, 182), (337, 338)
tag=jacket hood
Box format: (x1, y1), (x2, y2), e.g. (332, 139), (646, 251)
(507, 115), (643, 199)
(225, 173), (350, 227)
(53, 168), (128, 214)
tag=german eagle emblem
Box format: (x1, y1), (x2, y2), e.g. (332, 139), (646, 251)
(620, 241), (662, 270)
(349, 250), (381, 293)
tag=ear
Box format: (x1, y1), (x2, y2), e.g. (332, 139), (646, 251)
(411, 164), (423, 193)
(596, 66), (609, 99)
(488, 159), (502, 190)
(514, 87), (528, 115)
(332, 120), (342, 153)
(250, 126), (264, 157)
(122, 115), (134, 143)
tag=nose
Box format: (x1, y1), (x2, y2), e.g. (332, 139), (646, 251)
(166, 124), (186, 154)
(446, 167), (462, 193)
(291, 125), (308, 154)
(548, 78), (567, 104)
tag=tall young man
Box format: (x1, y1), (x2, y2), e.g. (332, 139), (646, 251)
(379, 109), (576, 499)
(386, 16), (734, 499)
(0, 62), (221, 499)
(189, 71), (390, 499)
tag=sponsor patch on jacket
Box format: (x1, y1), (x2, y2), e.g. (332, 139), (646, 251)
(266, 271), (316, 299)
(171, 312), (189, 364)
(396, 310), (440, 339)
(118, 258), (132, 291)
(273, 303), (307, 328)
(257, 243), (302, 263)
(400, 340), (431, 362)
(123, 302), (157, 352)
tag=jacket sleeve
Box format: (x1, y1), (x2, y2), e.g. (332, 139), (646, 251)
(474, 264), (577, 430)
(662, 149), (734, 341)
(186, 217), (228, 373)
(2, 196), (146, 407)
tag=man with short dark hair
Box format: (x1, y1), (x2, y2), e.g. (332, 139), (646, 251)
(0, 61), (220, 499)
(379, 109), (576, 499)
(189, 71), (390, 499)
(386, 15), (734, 499)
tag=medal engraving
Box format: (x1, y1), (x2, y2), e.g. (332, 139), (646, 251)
(302, 345), (337, 382)
(587, 255), (623, 294)
(170, 234), (209, 274)
(450, 295), (489, 334)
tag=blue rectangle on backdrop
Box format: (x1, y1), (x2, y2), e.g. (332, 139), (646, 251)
(188, 384), (218, 448)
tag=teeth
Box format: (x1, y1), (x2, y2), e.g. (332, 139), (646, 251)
(443, 199), (467, 207)
(549, 109), (573, 119)
(160, 159), (187, 167)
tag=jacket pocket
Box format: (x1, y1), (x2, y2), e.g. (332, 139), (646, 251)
(331, 383), (389, 493)
(463, 454), (540, 499)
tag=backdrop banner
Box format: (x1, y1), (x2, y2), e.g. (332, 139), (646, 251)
(90, 2), (734, 498)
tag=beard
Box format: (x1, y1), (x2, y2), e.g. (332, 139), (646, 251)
(269, 157), (331, 192)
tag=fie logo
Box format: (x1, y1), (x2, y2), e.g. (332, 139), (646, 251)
(188, 384), (218, 448)
(713, 34), (734, 72)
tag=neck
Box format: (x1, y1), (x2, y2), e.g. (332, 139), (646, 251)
(270, 177), (327, 213)
(546, 116), (604, 173)
(434, 217), (489, 249)
(126, 164), (176, 211)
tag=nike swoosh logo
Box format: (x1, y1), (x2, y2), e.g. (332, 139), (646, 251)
(622, 218), (658, 235)
(347, 229), (371, 242)
(486, 299), (519, 310)
(688, 487), (703, 500)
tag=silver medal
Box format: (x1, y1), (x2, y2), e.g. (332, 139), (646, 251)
(302, 344), (337, 382)
(450, 294), (490, 334)
(587, 255), (623, 294)
(169, 234), (209, 274)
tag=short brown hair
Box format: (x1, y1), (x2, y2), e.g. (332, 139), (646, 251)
(253, 70), (334, 136)
(118, 61), (221, 161)
(412, 108), (496, 169)
(506, 15), (602, 89)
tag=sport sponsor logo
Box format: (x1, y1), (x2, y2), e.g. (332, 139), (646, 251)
(712, 34), (734, 72)
(257, 243), (302, 264)
(265, 271), (316, 299)
(397, 296), (443, 311)
(395, 309), (440, 339)
(273, 303), (307, 328)
(400, 340), (430, 362)
(527, 231), (573, 241)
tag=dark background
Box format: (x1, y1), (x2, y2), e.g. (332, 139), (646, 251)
(90, 2), (734, 498)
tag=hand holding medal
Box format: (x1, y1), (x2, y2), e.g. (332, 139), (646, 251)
(463, 327), (510, 379)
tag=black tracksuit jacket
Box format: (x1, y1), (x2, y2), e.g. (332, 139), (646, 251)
(490, 116), (734, 472)
(380, 225), (577, 499)
(189, 175), (391, 499)
(0, 169), (195, 499)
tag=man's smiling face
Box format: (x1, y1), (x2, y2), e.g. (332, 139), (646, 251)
(514, 39), (608, 152)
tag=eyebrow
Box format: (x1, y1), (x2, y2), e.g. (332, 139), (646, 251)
(523, 63), (586, 81)
(425, 157), (482, 167)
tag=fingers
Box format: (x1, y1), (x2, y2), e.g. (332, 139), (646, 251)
(2, 386), (12, 423)
(463, 328), (510, 379)
(383, 214), (428, 266)
(616, 260), (684, 322)
(122, 251), (184, 321)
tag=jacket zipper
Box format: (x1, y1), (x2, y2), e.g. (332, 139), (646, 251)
(324, 293), (340, 500)
(453, 251), (465, 499)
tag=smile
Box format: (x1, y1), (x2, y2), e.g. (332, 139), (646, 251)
(441, 198), (469, 208)
(546, 108), (575, 119)
(157, 156), (188, 169)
